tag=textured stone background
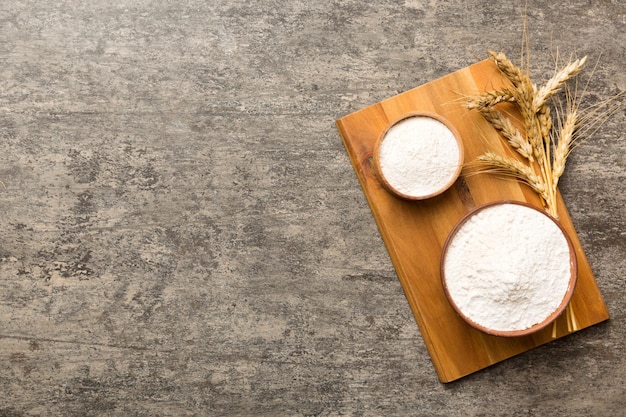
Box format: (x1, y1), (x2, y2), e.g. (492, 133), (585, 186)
(0, 1), (624, 416)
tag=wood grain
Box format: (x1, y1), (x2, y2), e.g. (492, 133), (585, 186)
(336, 59), (610, 383)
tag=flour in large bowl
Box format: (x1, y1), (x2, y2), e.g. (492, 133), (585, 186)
(441, 202), (576, 335)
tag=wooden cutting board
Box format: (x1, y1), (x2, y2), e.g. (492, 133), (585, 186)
(336, 59), (610, 383)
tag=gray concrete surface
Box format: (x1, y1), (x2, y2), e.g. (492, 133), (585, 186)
(0, 1), (624, 416)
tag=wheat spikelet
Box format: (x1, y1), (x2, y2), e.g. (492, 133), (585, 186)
(537, 104), (552, 143)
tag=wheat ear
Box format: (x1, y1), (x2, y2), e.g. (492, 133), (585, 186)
(478, 107), (534, 161)
(466, 89), (517, 110)
(489, 50), (524, 87)
(475, 152), (549, 202)
(534, 56), (587, 111)
(552, 110), (578, 186)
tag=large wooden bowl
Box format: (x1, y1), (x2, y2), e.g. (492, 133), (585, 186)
(440, 201), (578, 337)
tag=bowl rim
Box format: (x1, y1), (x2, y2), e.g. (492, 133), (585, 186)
(372, 111), (465, 200)
(439, 200), (578, 338)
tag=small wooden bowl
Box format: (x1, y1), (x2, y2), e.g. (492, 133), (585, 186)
(373, 111), (464, 200)
(440, 201), (578, 337)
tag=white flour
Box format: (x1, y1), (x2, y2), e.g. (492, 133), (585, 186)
(378, 116), (461, 197)
(442, 203), (572, 332)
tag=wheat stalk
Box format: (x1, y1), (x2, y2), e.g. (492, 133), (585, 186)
(466, 51), (588, 219)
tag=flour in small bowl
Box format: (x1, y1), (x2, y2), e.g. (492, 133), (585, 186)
(377, 115), (462, 199)
(442, 203), (574, 333)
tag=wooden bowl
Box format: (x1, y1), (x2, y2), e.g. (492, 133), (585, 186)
(440, 201), (578, 337)
(373, 111), (464, 200)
